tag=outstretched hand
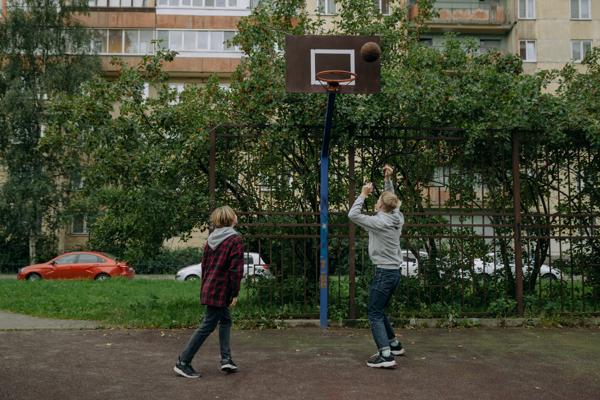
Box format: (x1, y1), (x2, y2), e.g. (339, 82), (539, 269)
(361, 182), (374, 197)
(383, 164), (394, 179)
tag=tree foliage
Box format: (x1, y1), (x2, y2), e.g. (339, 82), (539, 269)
(0, 0), (99, 263)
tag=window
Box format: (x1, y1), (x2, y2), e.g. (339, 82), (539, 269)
(72, 215), (89, 234)
(571, 0), (591, 19)
(519, 0), (535, 19)
(159, 30), (239, 52)
(90, 29), (155, 55)
(143, 82), (150, 99)
(519, 40), (536, 62)
(480, 39), (501, 54)
(572, 40), (592, 62)
(419, 38), (433, 47)
(373, 0), (390, 15)
(55, 254), (78, 265)
(77, 254), (104, 264)
(317, 0), (335, 15)
(156, 0), (240, 6)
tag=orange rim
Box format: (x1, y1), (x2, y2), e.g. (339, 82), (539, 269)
(315, 69), (356, 91)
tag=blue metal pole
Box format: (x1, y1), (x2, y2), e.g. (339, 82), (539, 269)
(320, 91), (336, 329)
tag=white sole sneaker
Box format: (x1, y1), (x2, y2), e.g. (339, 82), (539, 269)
(173, 366), (200, 378)
(391, 348), (405, 356)
(366, 359), (397, 368)
(221, 364), (238, 373)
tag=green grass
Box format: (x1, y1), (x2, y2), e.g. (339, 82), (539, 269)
(0, 276), (597, 328)
(0, 279), (204, 328)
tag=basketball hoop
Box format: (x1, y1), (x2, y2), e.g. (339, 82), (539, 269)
(316, 70), (357, 92)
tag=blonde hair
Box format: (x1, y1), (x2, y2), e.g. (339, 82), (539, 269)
(210, 206), (237, 228)
(379, 192), (399, 213)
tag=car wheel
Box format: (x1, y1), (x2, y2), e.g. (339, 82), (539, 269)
(95, 273), (111, 281)
(185, 275), (200, 281)
(542, 273), (558, 281)
(26, 273), (42, 281)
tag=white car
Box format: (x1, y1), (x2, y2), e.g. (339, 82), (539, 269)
(473, 253), (562, 280)
(399, 251), (429, 277)
(175, 252), (271, 281)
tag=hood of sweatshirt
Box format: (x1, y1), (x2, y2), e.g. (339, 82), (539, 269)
(207, 227), (239, 250)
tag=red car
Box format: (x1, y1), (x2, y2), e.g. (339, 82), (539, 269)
(17, 251), (135, 281)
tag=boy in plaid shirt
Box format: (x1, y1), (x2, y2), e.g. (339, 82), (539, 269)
(174, 206), (244, 378)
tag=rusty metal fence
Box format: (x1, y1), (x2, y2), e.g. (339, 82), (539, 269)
(208, 125), (600, 319)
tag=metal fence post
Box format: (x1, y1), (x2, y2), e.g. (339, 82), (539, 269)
(348, 143), (357, 320)
(512, 131), (524, 316)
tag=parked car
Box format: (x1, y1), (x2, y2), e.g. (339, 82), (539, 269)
(399, 250), (429, 277)
(17, 251), (135, 281)
(473, 253), (562, 280)
(175, 252), (271, 281)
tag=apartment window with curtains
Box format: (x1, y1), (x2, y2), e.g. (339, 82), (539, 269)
(571, 0), (591, 19)
(88, 0), (150, 6)
(572, 40), (592, 62)
(90, 29), (155, 55)
(156, 30), (239, 52)
(519, 0), (535, 19)
(156, 0), (239, 7)
(519, 40), (536, 62)
(316, 0), (335, 15)
(373, 0), (390, 15)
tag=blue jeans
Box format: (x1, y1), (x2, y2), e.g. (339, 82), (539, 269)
(179, 306), (232, 364)
(368, 268), (401, 351)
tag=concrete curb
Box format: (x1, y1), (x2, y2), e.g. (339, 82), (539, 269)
(275, 317), (600, 329)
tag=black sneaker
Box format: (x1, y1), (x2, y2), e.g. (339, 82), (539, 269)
(220, 359), (238, 373)
(390, 342), (405, 356)
(366, 353), (396, 369)
(174, 361), (200, 378)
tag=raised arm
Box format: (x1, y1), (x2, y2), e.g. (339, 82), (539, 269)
(348, 182), (385, 231)
(383, 164), (394, 194)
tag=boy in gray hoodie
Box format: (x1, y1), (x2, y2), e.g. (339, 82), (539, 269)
(348, 165), (405, 368)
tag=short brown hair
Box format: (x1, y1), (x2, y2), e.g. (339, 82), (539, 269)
(210, 206), (237, 228)
(379, 192), (399, 213)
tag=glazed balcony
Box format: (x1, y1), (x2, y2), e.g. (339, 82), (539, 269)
(409, 0), (515, 34)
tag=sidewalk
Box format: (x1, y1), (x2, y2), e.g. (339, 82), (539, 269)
(1, 327), (599, 400)
(0, 310), (98, 330)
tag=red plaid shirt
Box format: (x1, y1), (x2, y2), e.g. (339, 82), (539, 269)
(200, 234), (244, 307)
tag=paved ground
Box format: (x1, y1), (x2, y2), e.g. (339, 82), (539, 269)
(1, 327), (599, 400)
(0, 311), (98, 330)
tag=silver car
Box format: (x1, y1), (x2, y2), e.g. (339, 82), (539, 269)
(175, 252), (271, 281)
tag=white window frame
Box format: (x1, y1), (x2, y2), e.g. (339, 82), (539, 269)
(519, 0), (535, 20)
(90, 29), (155, 55)
(71, 215), (89, 235)
(374, 0), (390, 15)
(316, 0), (336, 15)
(571, 0), (591, 20)
(156, 0), (241, 7)
(160, 30), (240, 52)
(519, 40), (537, 62)
(571, 40), (592, 62)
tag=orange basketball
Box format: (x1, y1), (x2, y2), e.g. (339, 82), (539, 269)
(360, 42), (381, 63)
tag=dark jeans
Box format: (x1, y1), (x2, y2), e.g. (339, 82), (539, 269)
(368, 268), (401, 351)
(179, 306), (232, 364)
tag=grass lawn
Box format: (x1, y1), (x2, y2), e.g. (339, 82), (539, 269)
(0, 279), (207, 328)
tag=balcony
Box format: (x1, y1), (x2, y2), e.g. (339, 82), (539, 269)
(410, 0), (515, 34)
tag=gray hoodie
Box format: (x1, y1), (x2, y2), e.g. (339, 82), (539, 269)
(348, 179), (404, 269)
(207, 227), (239, 250)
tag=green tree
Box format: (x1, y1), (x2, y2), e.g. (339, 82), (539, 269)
(44, 51), (224, 262)
(0, 0), (99, 264)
